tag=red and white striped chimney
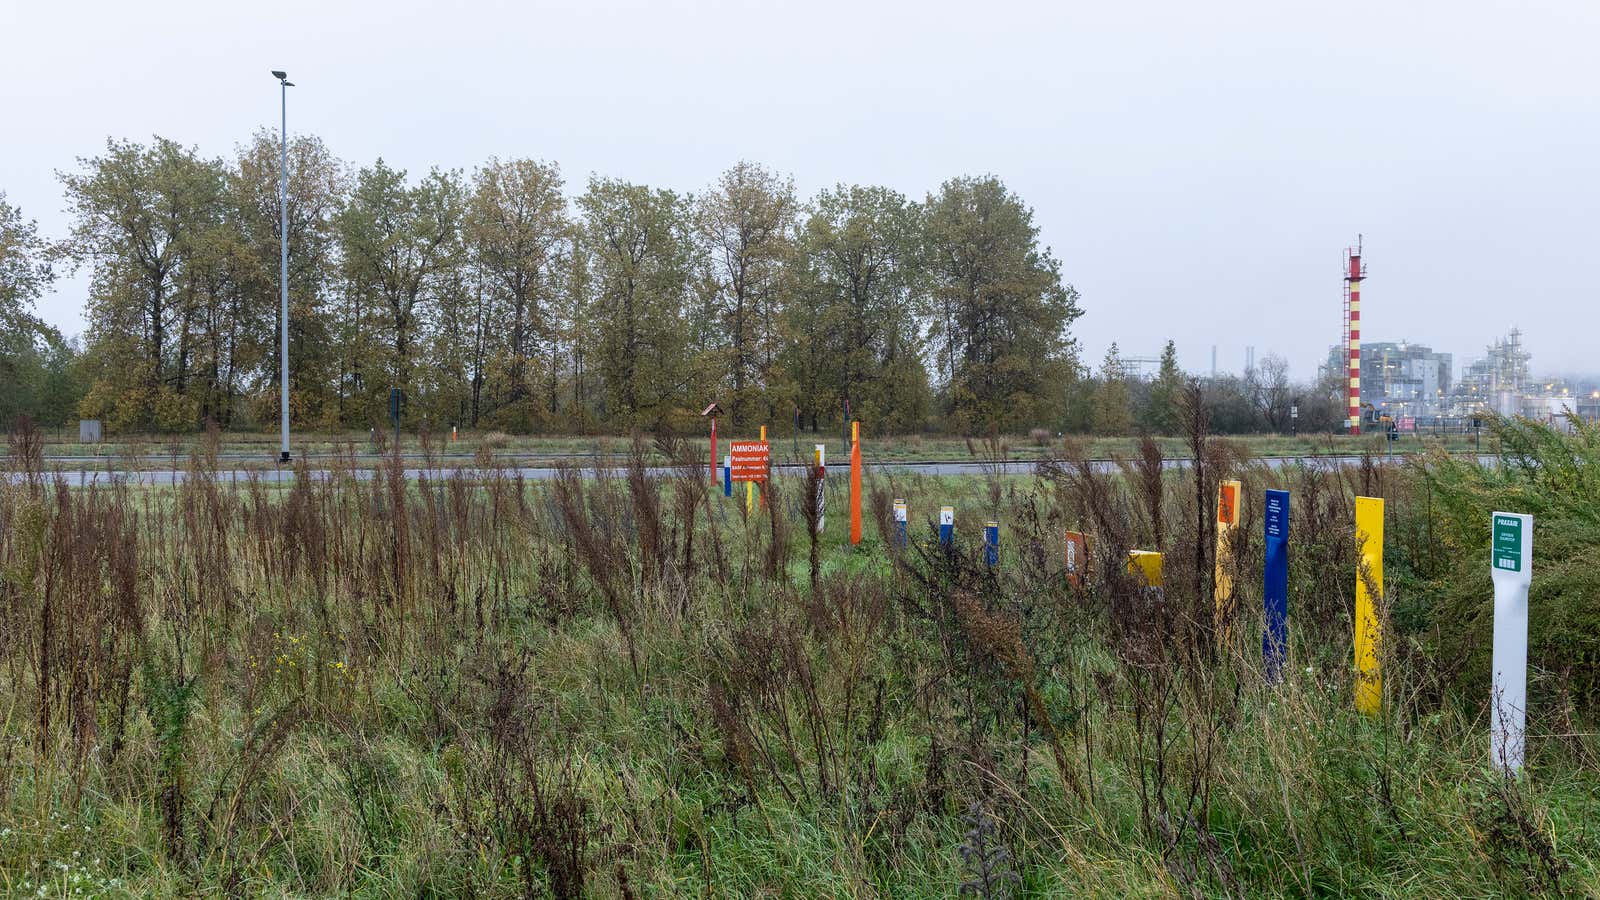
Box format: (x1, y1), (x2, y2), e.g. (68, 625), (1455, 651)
(1346, 244), (1363, 435)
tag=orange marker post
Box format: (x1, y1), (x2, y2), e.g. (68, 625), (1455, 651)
(849, 420), (863, 546)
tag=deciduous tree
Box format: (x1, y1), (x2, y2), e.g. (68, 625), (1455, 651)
(337, 160), (465, 423)
(578, 178), (694, 428)
(695, 162), (797, 427)
(923, 176), (1080, 431)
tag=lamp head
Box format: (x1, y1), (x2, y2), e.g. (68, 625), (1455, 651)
(271, 69), (287, 80)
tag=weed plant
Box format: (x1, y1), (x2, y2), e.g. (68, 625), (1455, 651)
(0, 413), (1597, 896)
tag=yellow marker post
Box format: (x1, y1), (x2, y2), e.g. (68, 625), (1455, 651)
(1354, 496), (1384, 716)
(1127, 550), (1163, 588)
(1214, 479), (1242, 641)
(747, 425), (766, 514)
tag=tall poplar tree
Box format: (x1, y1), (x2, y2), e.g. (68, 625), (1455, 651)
(695, 162), (797, 427)
(789, 184), (928, 432)
(336, 161), (465, 421)
(578, 178), (694, 428)
(60, 137), (230, 429)
(923, 176), (1080, 431)
(463, 158), (571, 426)
(232, 131), (347, 428)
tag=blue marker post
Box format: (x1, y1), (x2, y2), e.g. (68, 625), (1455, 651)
(723, 454), (732, 498)
(939, 506), (954, 547)
(984, 521), (999, 568)
(1262, 489), (1290, 682)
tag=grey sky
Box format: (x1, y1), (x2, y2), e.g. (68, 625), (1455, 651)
(4, 0), (1596, 379)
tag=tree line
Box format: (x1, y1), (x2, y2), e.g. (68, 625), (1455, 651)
(2, 133), (1338, 436)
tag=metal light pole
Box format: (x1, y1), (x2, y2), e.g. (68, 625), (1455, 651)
(272, 70), (294, 463)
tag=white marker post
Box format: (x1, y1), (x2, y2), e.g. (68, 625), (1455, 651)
(1490, 511), (1533, 774)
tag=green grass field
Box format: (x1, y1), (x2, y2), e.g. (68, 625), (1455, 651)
(1, 419), (1594, 896)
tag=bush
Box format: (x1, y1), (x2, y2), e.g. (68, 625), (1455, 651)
(1401, 415), (1600, 715)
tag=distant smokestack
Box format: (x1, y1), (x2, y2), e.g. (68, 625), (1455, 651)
(1346, 237), (1364, 435)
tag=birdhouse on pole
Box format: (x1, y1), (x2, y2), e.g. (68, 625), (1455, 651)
(702, 402), (724, 485)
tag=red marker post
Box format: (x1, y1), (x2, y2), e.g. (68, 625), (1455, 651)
(702, 402), (723, 485)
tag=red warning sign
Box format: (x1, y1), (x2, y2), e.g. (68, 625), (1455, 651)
(729, 441), (770, 483)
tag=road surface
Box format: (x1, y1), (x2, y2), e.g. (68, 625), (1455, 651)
(5, 454), (1480, 488)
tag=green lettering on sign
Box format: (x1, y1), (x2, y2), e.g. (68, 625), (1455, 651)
(1493, 515), (1522, 573)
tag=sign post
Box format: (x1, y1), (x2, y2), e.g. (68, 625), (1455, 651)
(814, 445), (826, 534)
(1490, 511), (1533, 774)
(849, 421), (863, 546)
(984, 522), (999, 569)
(939, 506), (954, 547)
(1215, 479), (1242, 640)
(1065, 531), (1088, 590)
(723, 455), (732, 498)
(893, 499), (907, 548)
(1354, 496), (1385, 716)
(1263, 489), (1290, 683)
(744, 426), (766, 512)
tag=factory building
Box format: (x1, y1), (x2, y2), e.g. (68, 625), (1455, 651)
(1361, 342), (1453, 419)
(1322, 340), (1453, 419)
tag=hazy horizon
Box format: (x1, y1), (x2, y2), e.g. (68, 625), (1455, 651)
(4, 0), (1596, 382)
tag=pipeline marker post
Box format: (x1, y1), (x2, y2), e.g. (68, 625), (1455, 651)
(1215, 479), (1242, 640)
(984, 522), (999, 569)
(813, 445), (826, 534)
(1065, 531), (1088, 590)
(939, 506), (954, 547)
(849, 421), (863, 546)
(1490, 511), (1533, 774)
(1354, 496), (1385, 716)
(1127, 550), (1163, 588)
(1263, 489), (1290, 683)
(893, 499), (907, 548)
(754, 425), (767, 512)
(723, 455), (732, 497)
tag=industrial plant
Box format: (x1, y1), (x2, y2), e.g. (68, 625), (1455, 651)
(1324, 242), (1593, 430)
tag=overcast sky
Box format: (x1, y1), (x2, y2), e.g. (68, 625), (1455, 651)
(4, 0), (1596, 379)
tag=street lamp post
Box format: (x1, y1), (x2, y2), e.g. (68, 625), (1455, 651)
(272, 69), (294, 463)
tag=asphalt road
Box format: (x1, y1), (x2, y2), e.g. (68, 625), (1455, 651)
(5, 453), (1476, 487)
